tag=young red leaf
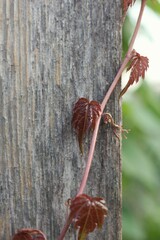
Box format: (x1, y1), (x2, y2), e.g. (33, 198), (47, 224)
(123, 0), (136, 13)
(69, 194), (108, 240)
(72, 98), (101, 153)
(120, 50), (149, 97)
(12, 228), (47, 240)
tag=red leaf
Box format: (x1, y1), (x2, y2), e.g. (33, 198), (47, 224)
(123, 0), (136, 13)
(72, 98), (101, 153)
(120, 50), (149, 97)
(69, 194), (108, 240)
(12, 229), (47, 240)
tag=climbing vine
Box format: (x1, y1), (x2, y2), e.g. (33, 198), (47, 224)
(12, 1), (150, 239)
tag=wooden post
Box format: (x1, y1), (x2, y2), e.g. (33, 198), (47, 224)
(0, 1), (122, 239)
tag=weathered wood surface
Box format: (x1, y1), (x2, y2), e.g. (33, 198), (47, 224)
(0, 1), (122, 239)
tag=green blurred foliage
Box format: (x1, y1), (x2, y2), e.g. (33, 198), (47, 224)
(147, 0), (160, 14)
(122, 1), (160, 239)
(122, 83), (160, 240)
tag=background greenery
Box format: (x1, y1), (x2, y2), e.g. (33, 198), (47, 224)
(122, 1), (160, 239)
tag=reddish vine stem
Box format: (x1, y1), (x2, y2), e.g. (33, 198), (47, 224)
(57, 217), (73, 240)
(57, 1), (146, 239)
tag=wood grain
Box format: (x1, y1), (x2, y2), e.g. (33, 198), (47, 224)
(0, 0), (122, 239)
